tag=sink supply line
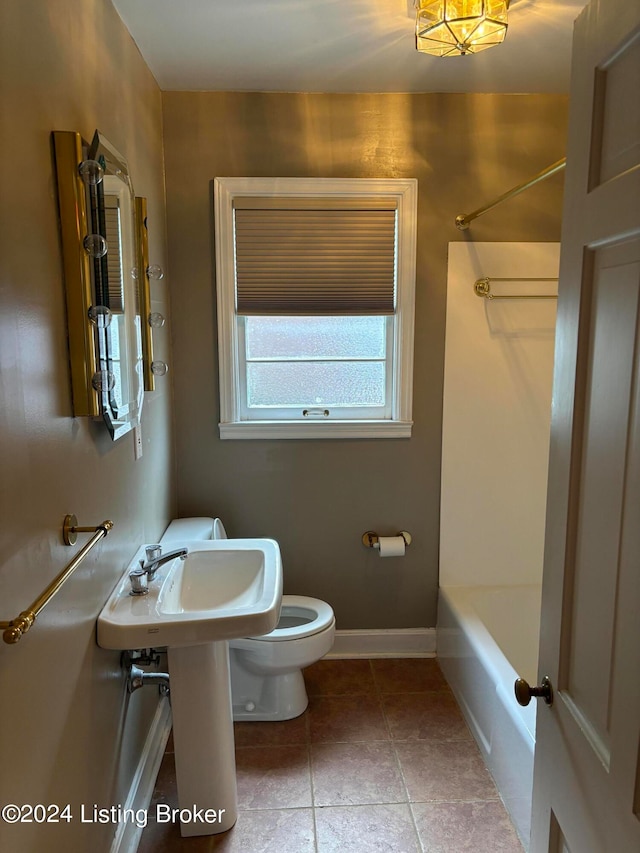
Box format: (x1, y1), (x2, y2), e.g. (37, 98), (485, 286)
(123, 650), (170, 697)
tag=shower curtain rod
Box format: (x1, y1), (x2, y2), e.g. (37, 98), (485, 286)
(455, 157), (566, 230)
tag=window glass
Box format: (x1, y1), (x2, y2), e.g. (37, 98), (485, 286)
(246, 360), (386, 408)
(245, 316), (386, 360)
(244, 315), (387, 410)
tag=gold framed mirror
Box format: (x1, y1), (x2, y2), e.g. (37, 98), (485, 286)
(53, 130), (155, 439)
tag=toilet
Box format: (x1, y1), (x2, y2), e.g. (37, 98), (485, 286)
(161, 517), (336, 721)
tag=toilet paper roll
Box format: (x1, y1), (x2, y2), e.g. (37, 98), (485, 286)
(377, 536), (405, 557)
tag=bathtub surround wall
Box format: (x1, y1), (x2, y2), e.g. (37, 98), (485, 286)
(0, 2), (173, 852)
(440, 242), (559, 588)
(163, 92), (568, 631)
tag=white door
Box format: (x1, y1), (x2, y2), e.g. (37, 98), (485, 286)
(529, 1), (640, 851)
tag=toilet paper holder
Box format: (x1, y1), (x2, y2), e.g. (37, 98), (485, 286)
(362, 530), (412, 549)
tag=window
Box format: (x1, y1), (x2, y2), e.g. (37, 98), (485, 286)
(213, 177), (417, 439)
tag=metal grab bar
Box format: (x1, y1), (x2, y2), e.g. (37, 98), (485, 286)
(0, 515), (113, 644)
(474, 277), (558, 300)
(455, 157), (566, 230)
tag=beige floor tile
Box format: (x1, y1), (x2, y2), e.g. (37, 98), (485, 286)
(371, 658), (448, 693)
(412, 801), (524, 852)
(137, 818), (215, 853)
(311, 741), (406, 806)
(382, 691), (473, 741)
(395, 740), (499, 803)
(304, 658), (376, 695)
(308, 694), (390, 743)
(234, 712), (309, 748)
(315, 803), (421, 853)
(210, 808), (316, 853)
(235, 745), (312, 810)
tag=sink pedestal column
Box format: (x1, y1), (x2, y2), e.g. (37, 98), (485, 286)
(168, 641), (238, 836)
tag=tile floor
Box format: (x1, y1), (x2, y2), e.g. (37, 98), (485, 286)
(137, 658), (524, 852)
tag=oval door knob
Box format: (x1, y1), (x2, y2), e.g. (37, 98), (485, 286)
(514, 675), (553, 707)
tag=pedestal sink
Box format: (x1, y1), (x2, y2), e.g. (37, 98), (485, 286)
(97, 539), (283, 836)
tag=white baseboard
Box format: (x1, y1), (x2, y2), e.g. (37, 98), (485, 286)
(110, 698), (172, 853)
(325, 628), (436, 659)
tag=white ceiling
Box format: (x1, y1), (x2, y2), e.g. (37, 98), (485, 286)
(112, 0), (588, 94)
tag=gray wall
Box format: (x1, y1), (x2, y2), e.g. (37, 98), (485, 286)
(0, 1), (173, 850)
(163, 91), (568, 630)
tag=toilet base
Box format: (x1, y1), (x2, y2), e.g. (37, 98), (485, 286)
(230, 652), (309, 721)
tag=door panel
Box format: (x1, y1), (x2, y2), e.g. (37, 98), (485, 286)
(529, 0), (640, 850)
(592, 33), (640, 186)
(561, 238), (640, 770)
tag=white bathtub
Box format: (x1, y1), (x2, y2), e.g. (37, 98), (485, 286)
(437, 585), (542, 849)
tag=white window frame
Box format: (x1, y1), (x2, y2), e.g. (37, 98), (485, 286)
(213, 176), (417, 439)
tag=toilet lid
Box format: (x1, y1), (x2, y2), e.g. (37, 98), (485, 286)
(246, 595), (335, 642)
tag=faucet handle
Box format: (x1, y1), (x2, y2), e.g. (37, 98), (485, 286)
(129, 566), (149, 596)
(145, 544), (162, 562)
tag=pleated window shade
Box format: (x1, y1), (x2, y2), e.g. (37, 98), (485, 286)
(233, 197), (398, 315)
(103, 197), (124, 314)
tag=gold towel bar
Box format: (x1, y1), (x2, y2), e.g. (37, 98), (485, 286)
(0, 515), (113, 644)
(474, 277), (558, 300)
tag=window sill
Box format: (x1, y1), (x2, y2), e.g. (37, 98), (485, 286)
(218, 420), (413, 440)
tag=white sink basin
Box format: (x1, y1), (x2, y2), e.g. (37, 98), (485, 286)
(97, 539), (283, 650)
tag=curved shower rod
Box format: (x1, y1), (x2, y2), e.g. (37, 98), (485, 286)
(455, 157), (566, 231)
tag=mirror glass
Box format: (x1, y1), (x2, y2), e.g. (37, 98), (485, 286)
(86, 131), (143, 439)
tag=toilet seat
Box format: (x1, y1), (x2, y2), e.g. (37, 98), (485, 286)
(233, 595), (334, 645)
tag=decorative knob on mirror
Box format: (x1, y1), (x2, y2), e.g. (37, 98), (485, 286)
(146, 264), (164, 281)
(151, 361), (168, 377)
(78, 159), (104, 186)
(83, 234), (108, 258)
(88, 305), (113, 328)
(148, 313), (165, 328)
(91, 369), (116, 392)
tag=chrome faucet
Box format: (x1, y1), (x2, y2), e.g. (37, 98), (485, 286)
(129, 546), (189, 596)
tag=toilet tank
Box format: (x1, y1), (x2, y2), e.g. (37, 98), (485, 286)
(160, 517), (215, 544)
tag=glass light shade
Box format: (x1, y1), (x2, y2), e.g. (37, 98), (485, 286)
(416, 0), (508, 57)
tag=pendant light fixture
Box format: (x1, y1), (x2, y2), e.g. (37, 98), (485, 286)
(416, 0), (509, 57)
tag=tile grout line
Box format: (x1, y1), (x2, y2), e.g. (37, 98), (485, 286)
(373, 661), (425, 853)
(305, 710), (321, 853)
